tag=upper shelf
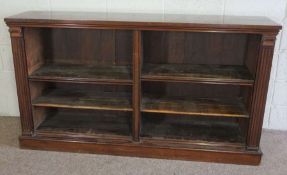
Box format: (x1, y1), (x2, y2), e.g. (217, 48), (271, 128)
(29, 64), (132, 85)
(5, 11), (281, 33)
(142, 64), (254, 86)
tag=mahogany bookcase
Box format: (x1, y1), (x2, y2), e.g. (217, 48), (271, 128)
(5, 11), (281, 165)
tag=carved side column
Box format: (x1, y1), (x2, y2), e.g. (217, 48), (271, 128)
(247, 34), (277, 150)
(9, 27), (34, 136)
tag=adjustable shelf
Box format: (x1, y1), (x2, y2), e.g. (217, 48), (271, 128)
(32, 86), (132, 112)
(142, 95), (249, 118)
(30, 64), (132, 85)
(6, 11), (281, 165)
(32, 90), (132, 111)
(142, 64), (254, 86)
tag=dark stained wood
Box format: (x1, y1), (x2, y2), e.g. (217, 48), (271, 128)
(244, 34), (262, 78)
(23, 28), (45, 75)
(6, 11), (281, 165)
(5, 11), (281, 34)
(29, 80), (52, 128)
(36, 109), (132, 138)
(142, 64), (254, 85)
(141, 114), (245, 144)
(23, 28), (133, 70)
(142, 82), (246, 99)
(19, 136), (262, 165)
(142, 95), (249, 118)
(132, 31), (141, 141)
(143, 31), (248, 65)
(9, 27), (34, 136)
(247, 34), (277, 150)
(141, 137), (244, 151)
(32, 108), (46, 129)
(32, 86), (132, 111)
(48, 29), (133, 66)
(29, 64), (132, 85)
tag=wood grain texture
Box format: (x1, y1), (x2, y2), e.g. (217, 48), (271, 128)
(132, 31), (141, 141)
(9, 27), (34, 136)
(5, 11), (281, 165)
(29, 64), (132, 85)
(24, 28), (45, 75)
(142, 95), (249, 118)
(142, 64), (254, 85)
(32, 87), (132, 111)
(143, 32), (248, 65)
(141, 114), (245, 144)
(142, 82), (245, 99)
(5, 11), (281, 34)
(36, 109), (132, 138)
(247, 35), (277, 150)
(19, 136), (262, 165)
(47, 29), (133, 66)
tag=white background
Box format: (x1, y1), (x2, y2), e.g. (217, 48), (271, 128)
(0, 0), (287, 130)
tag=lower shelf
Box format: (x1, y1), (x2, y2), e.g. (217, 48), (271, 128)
(35, 110), (132, 139)
(141, 114), (245, 145)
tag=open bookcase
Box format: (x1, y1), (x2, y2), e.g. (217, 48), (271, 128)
(5, 11), (281, 165)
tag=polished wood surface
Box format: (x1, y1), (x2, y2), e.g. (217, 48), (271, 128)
(5, 11), (280, 33)
(247, 35), (277, 150)
(9, 27), (34, 136)
(6, 11), (281, 165)
(20, 136), (262, 165)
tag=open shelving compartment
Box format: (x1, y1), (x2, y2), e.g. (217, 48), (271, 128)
(23, 27), (262, 148)
(22, 26), (263, 150)
(25, 27), (134, 141)
(25, 28), (133, 85)
(140, 31), (260, 149)
(140, 82), (250, 149)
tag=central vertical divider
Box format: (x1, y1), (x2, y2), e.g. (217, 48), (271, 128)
(132, 30), (142, 141)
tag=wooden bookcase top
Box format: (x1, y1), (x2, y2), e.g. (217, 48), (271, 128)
(5, 11), (281, 33)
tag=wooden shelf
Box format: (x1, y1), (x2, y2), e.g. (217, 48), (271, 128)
(142, 64), (254, 86)
(29, 64), (132, 85)
(141, 114), (245, 144)
(142, 95), (249, 118)
(36, 110), (131, 138)
(32, 88), (132, 111)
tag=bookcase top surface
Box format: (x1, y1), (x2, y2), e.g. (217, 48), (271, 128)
(5, 11), (281, 33)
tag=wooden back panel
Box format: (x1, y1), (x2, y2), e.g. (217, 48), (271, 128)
(142, 82), (246, 98)
(24, 28), (133, 68)
(143, 31), (248, 65)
